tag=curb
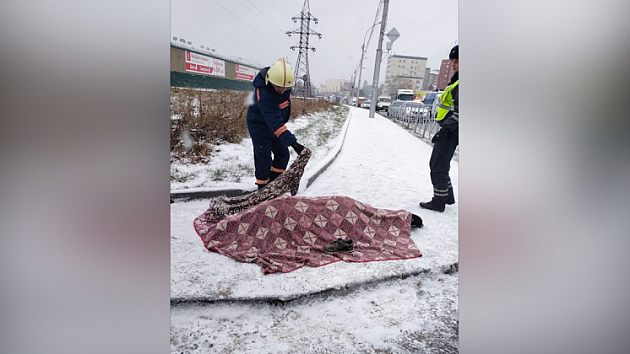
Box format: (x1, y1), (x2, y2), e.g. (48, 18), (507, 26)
(299, 108), (353, 191)
(170, 108), (354, 202)
(170, 188), (255, 202)
(171, 262), (457, 306)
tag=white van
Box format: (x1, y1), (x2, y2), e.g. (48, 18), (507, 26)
(376, 95), (392, 112)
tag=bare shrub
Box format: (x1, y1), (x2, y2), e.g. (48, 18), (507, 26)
(171, 87), (338, 163)
(290, 97), (336, 119)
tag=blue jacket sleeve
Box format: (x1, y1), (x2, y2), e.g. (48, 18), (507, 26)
(257, 88), (297, 146)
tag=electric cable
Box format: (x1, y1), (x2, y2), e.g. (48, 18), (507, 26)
(244, 0), (288, 33)
(213, 0), (285, 47)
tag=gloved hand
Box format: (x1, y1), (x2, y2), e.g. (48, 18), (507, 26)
(431, 129), (448, 144)
(291, 141), (305, 154)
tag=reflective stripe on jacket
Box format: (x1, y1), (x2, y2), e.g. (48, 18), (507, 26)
(246, 68), (296, 146)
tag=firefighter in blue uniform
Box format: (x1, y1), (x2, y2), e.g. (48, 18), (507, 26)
(420, 45), (459, 212)
(247, 58), (305, 189)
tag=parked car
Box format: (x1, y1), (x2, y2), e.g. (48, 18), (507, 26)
(387, 100), (396, 116)
(408, 101), (429, 122)
(402, 101), (414, 120)
(376, 96), (392, 112)
(422, 91), (442, 107)
(398, 101), (409, 119)
(388, 100), (404, 118)
(429, 91), (444, 120)
(361, 100), (371, 109)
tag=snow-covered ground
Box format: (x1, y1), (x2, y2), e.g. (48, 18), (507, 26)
(170, 104), (349, 192)
(171, 106), (459, 353)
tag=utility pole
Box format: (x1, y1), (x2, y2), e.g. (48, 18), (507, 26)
(355, 45), (366, 106)
(355, 22), (381, 107)
(286, 0), (322, 98)
(350, 68), (356, 103)
(350, 59), (361, 105)
(369, 0), (389, 118)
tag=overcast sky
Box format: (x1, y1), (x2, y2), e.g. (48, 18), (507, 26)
(171, 0), (457, 88)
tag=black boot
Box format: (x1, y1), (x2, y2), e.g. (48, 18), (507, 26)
(257, 183), (266, 190)
(446, 187), (455, 205)
(323, 238), (354, 253)
(411, 214), (423, 228)
(268, 171), (281, 183)
(419, 197), (446, 212)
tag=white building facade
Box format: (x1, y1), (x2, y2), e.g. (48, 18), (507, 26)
(384, 54), (427, 95)
(324, 79), (342, 94)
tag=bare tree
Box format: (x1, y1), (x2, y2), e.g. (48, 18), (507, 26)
(390, 76), (414, 92)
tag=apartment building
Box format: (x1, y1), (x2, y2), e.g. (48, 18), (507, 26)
(324, 79), (343, 94)
(437, 59), (457, 90)
(422, 68), (440, 91)
(383, 54), (428, 95)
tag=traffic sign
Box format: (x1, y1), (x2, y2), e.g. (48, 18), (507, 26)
(386, 27), (400, 43)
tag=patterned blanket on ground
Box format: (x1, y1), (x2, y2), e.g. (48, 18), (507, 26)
(194, 194), (423, 274)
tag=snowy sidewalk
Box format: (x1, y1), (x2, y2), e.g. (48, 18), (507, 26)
(170, 106), (458, 302)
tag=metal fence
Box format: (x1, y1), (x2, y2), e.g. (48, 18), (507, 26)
(384, 102), (459, 160)
(171, 71), (253, 91)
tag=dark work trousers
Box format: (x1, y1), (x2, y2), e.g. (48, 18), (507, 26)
(429, 129), (459, 200)
(248, 126), (290, 184)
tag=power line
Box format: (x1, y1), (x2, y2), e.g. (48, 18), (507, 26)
(241, 0), (287, 33)
(212, 0), (286, 47)
(266, 0), (296, 18)
(426, 40), (457, 69)
(281, 0), (300, 14)
(426, 42), (456, 67)
(427, 51), (450, 68)
(365, 1), (384, 50)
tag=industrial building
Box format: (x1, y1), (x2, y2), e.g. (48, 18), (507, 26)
(170, 38), (263, 91)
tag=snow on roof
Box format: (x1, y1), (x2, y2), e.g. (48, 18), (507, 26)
(170, 39), (263, 69)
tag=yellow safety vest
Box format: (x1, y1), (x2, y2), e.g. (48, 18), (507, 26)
(436, 80), (459, 121)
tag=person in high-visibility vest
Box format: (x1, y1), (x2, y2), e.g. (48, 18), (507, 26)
(247, 58), (306, 190)
(420, 45), (459, 212)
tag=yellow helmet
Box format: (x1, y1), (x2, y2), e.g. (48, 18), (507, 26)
(265, 58), (294, 87)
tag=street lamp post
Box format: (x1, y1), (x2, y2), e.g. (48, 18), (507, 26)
(369, 1), (396, 118)
(350, 67), (357, 104)
(351, 59), (361, 105)
(356, 22), (381, 107)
